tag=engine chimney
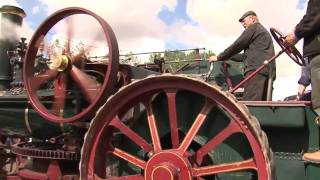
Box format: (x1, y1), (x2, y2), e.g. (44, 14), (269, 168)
(0, 5), (26, 90)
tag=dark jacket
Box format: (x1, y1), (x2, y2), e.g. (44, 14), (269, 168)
(295, 0), (320, 58)
(217, 22), (276, 77)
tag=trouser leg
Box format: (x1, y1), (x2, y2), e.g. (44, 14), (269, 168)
(242, 71), (269, 101)
(310, 55), (320, 115)
(304, 55), (320, 163)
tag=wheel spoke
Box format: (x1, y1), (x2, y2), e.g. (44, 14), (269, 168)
(111, 148), (147, 170)
(93, 174), (105, 180)
(65, 18), (73, 55)
(94, 174), (144, 180)
(195, 121), (241, 164)
(192, 158), (257, 177)
(165, 89), (179, 148)
(143, 99), (162, 152)
(70, 65), (101, 103)
(178, 98), (214, 154)
(110, 116), (153, 153)
(31, 69), (58, 91)
(51, 74), (67, 116)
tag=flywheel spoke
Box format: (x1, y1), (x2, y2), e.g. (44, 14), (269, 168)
(165, 89), (180, 148)
(192, 158), (257, 177)
(110, 116), (153, 153)
(70, 65), (101, 103)
(143, 99), (162, 152)
(178, 98), (214, 154)
(93, 174), (106, 180)
(51, 74), (67, 116)
(31, 69), (58, 91)
(195, 120), (241, 164)
(111, 147), (147, 170)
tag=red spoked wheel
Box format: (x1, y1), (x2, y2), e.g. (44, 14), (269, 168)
(23, 7), (119, 123)
(80, 75), (274, 180)
(270, 27), (305, 66)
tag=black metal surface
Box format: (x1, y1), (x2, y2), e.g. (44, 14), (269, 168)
(0, 6), (26, 90)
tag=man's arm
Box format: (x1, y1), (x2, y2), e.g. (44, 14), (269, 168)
(297, 84), (307, 100)
(230, 53), (246, 62)
(295, 0), (320, 39)
(217, 24), (256, 61)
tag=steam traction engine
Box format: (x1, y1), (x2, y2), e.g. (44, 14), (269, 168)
(0, 6), (319, 180)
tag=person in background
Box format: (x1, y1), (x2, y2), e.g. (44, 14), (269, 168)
(284, 0), (320, 163)
(296, 59), (311, 101)
(209, 11), (276, 101)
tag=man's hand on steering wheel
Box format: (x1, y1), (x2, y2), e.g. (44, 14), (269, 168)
(270, 27), (305, 66)
(284, 31), (299, 46)
(209, 55), (218, 62)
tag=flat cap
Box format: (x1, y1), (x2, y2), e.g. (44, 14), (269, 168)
(238, 11), (256, 22)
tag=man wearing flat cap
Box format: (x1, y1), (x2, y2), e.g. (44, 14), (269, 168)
(210, 11), (276, 101)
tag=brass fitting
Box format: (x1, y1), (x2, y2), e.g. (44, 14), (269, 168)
(49, 55), (70, 72)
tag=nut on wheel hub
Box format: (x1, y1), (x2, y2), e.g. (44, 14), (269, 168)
(49, 55), (70, 72)
(145, 151), (192, 180)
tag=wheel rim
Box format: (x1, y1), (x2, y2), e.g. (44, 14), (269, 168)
(80, 75), (272, 180)
(270, 27), (305, 66)
(23, 7), (119, 123)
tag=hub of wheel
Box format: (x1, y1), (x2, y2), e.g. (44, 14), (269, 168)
(145, 151), (192, 180)
(49, 55), (71, 72)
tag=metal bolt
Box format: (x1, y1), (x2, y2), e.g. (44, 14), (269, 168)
(176, 168), (180, 173)
(148, 151), (154, 157)
(315, 116), (320, 126)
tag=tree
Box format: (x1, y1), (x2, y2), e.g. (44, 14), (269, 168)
(148, 49), (216, 72)
(120, 52), (139, 65)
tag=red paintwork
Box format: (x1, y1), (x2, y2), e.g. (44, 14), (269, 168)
(80, 75), (270, 180)
(8, 160), (63, 180)
(110, 116), (153, 153)
(145, 151), (192, 180)
(223, 62), (234, 89)
(242, 100), (311, 107)
(144, 100), (162, 153)
(166, 90), (180, 148)
(178, 98), (214, 154)
(51, 74), (67, 116)
(23, 7), (119, 123)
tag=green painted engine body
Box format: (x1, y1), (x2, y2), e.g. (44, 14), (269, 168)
(0, 58), (319, 179)
(247, 102), (320, 180)
(0, 92), (75, 140)
(172, 60), (320, 179)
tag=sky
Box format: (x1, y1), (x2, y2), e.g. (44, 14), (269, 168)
(0, 0), (310, 100)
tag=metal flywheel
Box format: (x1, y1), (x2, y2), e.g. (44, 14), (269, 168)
(23, 7), (119, 123)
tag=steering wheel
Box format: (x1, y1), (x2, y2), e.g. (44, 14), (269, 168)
(270, 27), (305, 66)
